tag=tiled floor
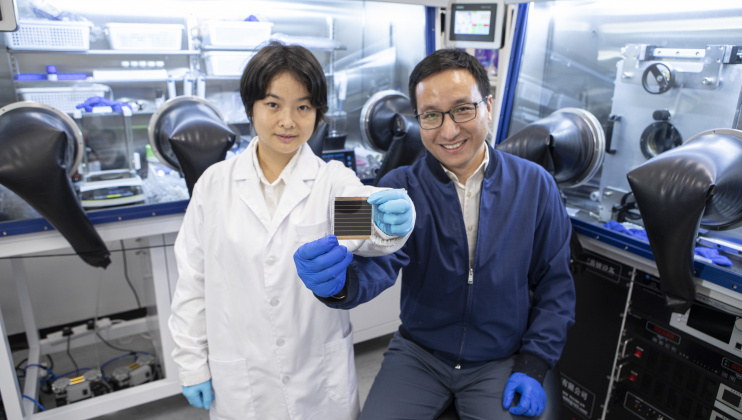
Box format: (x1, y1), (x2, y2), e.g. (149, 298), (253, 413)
(90, 333), (392, 419)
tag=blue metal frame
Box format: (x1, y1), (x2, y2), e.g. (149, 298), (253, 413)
(495, 3), (529, 144)
(572, 218), (742, 294)
(0, 200), (189, 237)
(425, 6), (437, 56)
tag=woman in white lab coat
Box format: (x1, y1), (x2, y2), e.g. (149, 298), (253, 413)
(167, 41), (413, 420)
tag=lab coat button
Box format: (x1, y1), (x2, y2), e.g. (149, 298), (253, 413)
(282, 376), (290, 384)
(266, 256), (276, 264)
(276, 338), (285, 346)
(270, 298), (280, 306)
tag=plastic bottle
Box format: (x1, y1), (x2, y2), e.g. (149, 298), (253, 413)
(154, 88), (165, 108)
(196, 75), (206, 99)
(46, 65), (58, 81)
(183, 73), (194, 96)
(167, 75), (176, 99)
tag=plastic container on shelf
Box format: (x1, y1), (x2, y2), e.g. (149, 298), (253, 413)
(106, 23), (184, 51)
(201, 20), (272, 49)
(203, 51), (256, 76)
(4, 20), (92, 51)
(17, 84), (112, 114)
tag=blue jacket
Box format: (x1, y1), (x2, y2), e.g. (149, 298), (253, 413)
(328, 143), (575, 380)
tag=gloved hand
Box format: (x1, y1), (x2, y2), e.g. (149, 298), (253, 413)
(694, 247), (733, 266)
(503, 372), (546, 417)
(603, 220), (648, 241)
(76, 96), (132, 113)
(294, 235), (353, 298)
(368, 189), (413, 237)
(182, 379), (214, 410)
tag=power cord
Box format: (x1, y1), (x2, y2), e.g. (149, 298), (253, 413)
(65, 331), (79, 375)
(119, 240), (142, 309)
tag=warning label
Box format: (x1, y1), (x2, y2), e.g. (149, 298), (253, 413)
(560, 373), (596, 419)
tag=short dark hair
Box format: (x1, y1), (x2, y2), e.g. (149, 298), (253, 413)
(240, 41), (328, 131)
(408, 49), (491, 113)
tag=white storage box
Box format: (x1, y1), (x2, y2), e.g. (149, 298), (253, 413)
(203, 51), (256, 76)
(5, 20), (92, 51)
(201, 20), (272, 49)
(106, 23), (183, 50)
(18, 84), (112, 114)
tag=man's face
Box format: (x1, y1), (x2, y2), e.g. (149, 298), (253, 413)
(415, 69), (492, 182)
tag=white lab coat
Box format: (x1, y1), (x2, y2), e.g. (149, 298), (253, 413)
(168, 140), (409, 420)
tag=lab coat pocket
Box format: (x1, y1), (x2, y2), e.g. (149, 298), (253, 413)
(209, 358), (255, 420)
(323, 332), (357, 407)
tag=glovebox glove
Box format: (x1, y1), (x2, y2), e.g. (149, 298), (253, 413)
(367, 189), (413, 237)
(294, 235), (353, 297)
(182, 379), (214, 410)
(503, 372), (546, 417)
(694, 247), (733, 266)
(76, 96), (132, 113)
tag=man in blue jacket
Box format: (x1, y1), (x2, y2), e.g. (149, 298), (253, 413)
(294, 48), (575, 419)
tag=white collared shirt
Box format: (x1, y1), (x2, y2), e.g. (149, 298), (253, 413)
(441, 146), (490, 268)
(251, 141), (302, 219)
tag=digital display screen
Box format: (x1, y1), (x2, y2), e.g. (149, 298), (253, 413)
(454, 10), (491, 35)
(686, 304), (736, 344)
(726, 359), (742, 374)
(449, 3), (496, 42)
(646, 321), (681, 344)
(322, 149), (357, 174)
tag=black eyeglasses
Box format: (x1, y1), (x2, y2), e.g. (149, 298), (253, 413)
(415, 97), (488, 130)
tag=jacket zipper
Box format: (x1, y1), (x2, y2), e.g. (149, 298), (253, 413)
(455, 267), (475, 369)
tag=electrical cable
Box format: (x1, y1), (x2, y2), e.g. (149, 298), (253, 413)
(47, 368), (90, 381)
(20, 364), (57, 381)
(66, 335), (79, 374)
(119, 240), (142, 308)
(15, 354), (54, 374)
(22, 395), (46, 412)
(95, 330), (138, 353)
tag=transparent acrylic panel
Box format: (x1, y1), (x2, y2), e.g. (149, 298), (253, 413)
(507, 1), (742, 240)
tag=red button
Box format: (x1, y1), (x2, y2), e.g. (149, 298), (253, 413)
(629, 373), (637, 382)
(634, 349), (643, 358)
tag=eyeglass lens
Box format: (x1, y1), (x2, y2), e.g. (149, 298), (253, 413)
(417, 102), (480, 129)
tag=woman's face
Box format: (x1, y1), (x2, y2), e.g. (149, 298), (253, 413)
(252, 72), (316, 164)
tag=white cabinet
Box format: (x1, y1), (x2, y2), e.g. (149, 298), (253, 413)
(0, 212), (402, 418)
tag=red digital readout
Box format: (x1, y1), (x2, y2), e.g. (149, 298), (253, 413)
(653, 325), (676, 340)
(730, 362), (742, 374)
(645, 321), (681, 344)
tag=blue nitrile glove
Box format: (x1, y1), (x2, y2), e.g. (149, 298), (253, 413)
(294, 235), (353, 298)
(182, 380), (214, 410)
(367, 189), (413, 237)
(76, 96), (132, 113)
(603, 220), (648, 241)
(695, 247), (733, 266)
(503, 372), (546, 417)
